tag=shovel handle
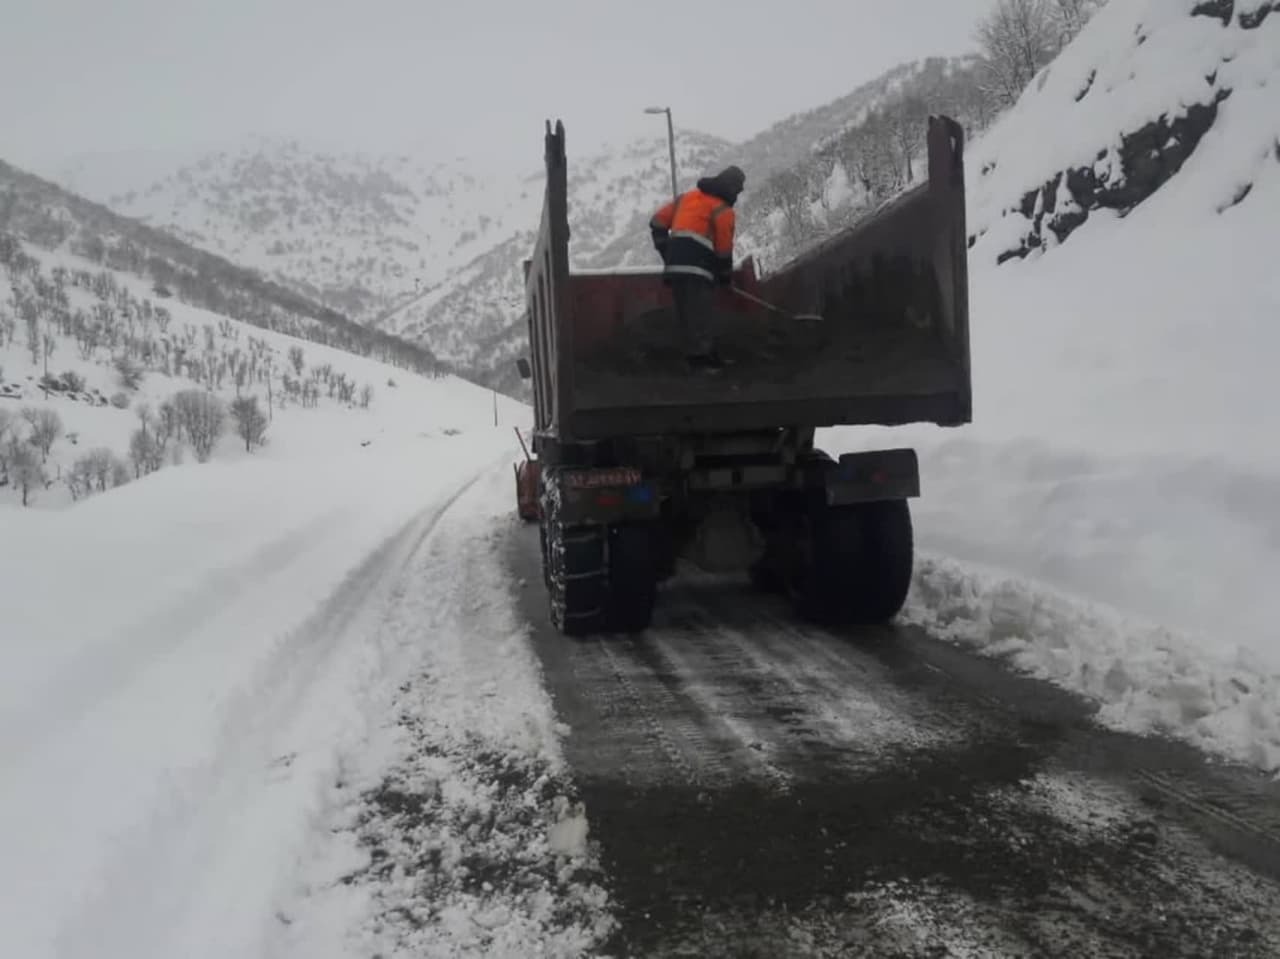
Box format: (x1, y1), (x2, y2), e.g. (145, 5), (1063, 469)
(730, 286), (822, 322)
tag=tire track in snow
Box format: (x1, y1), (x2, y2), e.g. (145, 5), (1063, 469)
(0, 506), (353, 768)
(270, 468), (616, 959)
(511, 527), (1280, 958)
(49, 469), (492, 959)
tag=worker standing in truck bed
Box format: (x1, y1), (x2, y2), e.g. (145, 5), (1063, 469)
(649, 164), (746, 370)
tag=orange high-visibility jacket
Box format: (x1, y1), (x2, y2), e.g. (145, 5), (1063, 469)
(650, 188), (736, 282)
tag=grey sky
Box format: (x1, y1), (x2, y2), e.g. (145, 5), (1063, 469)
(1, 0), (991, 176)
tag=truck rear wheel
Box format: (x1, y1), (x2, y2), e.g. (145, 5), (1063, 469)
(546, 522), (609, 635)
(541, 491), (657, 636)
(787, 499), (914, 625)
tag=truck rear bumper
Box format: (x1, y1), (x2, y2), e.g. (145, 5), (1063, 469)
(567, 392), (968, 440)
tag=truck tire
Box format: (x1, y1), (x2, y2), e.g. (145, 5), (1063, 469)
(540, 474), (657, 635)
(787, 499), (913, 625)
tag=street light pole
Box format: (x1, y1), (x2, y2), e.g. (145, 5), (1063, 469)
(645, 106), (678, 202)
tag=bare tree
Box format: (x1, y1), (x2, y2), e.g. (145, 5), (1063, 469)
(0, 409), (13, 484)
(359, 384), (374, 409)
(21, 407), (62, 463)
(976, 0), (1060, 108)
(1052, 0), (1104, 45)
(23, 304), (40, 365)
(230, 395), (268, 452)
(115, 355), (144, 391)
(172, 389), (226, 463)
(88, 448), (115, 492)
(9, 441), (43, 506)
(288, 345), (305, 377)
(129, 428), (157, 478)
(70, 454), (96, 498)
(889, 94), (931, 184)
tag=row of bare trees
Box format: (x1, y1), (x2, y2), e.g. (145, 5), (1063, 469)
(0, 243), (386, 506)
(0, 384), (275, 506)
(977, 0), (1106, 108)
(0, 406), (69, 506)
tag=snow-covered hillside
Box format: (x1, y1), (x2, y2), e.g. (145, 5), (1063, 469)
(0, 158), (443, 378)
(825, 0), (1280, 772)
(0, 237), (524, 509)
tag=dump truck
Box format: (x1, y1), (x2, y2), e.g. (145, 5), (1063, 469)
(516, 115), (971, 636)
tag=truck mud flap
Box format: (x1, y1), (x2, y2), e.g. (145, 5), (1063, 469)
(825, 448), (920, 505)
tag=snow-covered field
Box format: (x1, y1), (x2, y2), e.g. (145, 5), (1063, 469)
(826, 0), (1280, 774)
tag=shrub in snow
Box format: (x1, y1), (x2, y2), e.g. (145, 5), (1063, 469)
(114, 355), (144, 391)
(128, 429), (158, 478)
(172, 389), (226, 463)
(230, 395), (268, 452)
(110, 392), (130, 410)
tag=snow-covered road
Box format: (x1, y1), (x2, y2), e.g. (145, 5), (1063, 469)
(509, 528), (1280, 958)
(5, 442), (1279, 959)
(0, 433), (609, 959)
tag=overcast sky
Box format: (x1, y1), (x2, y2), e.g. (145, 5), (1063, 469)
(1, 0), (991, 175)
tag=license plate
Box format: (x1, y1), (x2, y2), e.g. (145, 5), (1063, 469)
(565, 467), (642, 489)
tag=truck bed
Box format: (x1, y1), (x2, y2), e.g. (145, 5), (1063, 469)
(523, 116), (972, 442)
(571, 301), (965, 433)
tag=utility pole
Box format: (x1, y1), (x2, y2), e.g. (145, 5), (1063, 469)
(645, 106), (678, 202)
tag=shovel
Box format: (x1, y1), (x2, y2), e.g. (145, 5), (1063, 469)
(730, 286), (824, 322)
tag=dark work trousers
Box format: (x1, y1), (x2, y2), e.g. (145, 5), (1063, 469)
(667, 273), (717, 357)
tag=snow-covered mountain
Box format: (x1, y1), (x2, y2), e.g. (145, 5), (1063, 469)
(0, 159), (442, 377)
(60, 139), (544, 321)
(51, 58), (980, 394)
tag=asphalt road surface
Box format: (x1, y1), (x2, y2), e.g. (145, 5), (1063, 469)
(508, 523), (1280, 958)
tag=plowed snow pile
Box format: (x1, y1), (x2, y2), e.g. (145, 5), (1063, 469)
(829, 0), (1280, 774)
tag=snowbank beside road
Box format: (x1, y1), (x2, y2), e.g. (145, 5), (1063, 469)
(0, 427), (571, 958)
(270, 469), (615, 959)
(825, 211), (1280, 776)
(827, 0), (1279, 775)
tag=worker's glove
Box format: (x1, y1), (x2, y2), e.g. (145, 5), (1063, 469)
(651, 227), (669, 257)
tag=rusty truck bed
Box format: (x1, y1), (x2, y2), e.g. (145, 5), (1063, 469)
(523, 116), (971, 442)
